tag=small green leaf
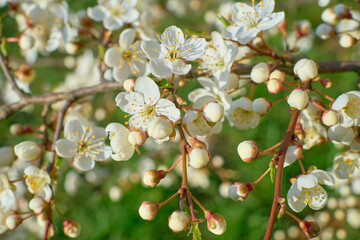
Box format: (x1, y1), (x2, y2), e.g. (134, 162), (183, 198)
(98, 44), (106, 60)
(190, 222), (202, 240)
(157, 79), (172, 88)
(217, 16), (230, 27)
(55, 156), (63, 169)
(1, 37), (7, 56)
(185, 28), (210, 39)
(270, 166), (276, 183)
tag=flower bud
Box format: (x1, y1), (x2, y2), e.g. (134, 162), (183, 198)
(189, 137), (207, 149)
(333, 4), (351, 19)
(269, 70), (285, 82)
(315, 23), (335, 40)
(63, 220), (81, 238)
(284, 145), (302, 167)
(128, 130), (147, 146)
(168, 211), (191, 232)
(287, 89), (310, 110)
(6, 214), (22, 230)
(299, 221), (321, 239)
(267, 79), (284, 94)
(147, 117), (174, 140)
(293, 59), (318, 82)
(320, 78), (332, 88)
(322, 110), (339, 126)
(10, 123), (24, 136)
(339, 34), (357, 48)
(321, 8), (337, 24)
(253, 98), (271, 116)
(14, 141), (42, 161)
(138, 201), (160, 221)
(19, 34), (35, 50)
(203, 101), (224, 123)
(123, 79), (135, 91)
(205, 211), (226, 235)
(237, 141), (259, 163)
(189, 147), (211, 169)
(250, 62), (270, 84)
(228, 182), (253, 201)
(143, 170), (167, 187)
(14, 64), (35, 84)
(29, 196), (46, 214)
(0, 146), (15, 167)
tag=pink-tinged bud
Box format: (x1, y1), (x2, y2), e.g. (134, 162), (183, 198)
(322, 110), (339, 126)
(339, 34), (357, 48)
(143, 170), (167, 187)
(128, 130), (148, 146)
(320, 78), (332, 88)
(63, 220), (81, 238)
(267, 79), (284, 94)
(123, 79), (135, 91)
(237, 141), (259, 163)
(189, 137), (207, 149)
(6, 214), (22, 230)
(14, 141), (42, 161)
(293, 59), (318, 82)
(299, 221), (321, 239)
(253, 98), (271, 116)
(139, 201), (160, 221)
(14, 64), (35, 84)
(205, 211), (226, 235)
(147, 116), (175, 140)
(29, 196), (46, 214)
(333, 4), (351, 19)
(9, 123), (24, 136)
(168, 211), (191, 232)
(250, 62), (270, 84)
(19, 34), (35, 50)
(189, 147), (211, 169)
(228, 182), (253, 201)
(287, 89), (310, 110)
(203, 101), (224, 123)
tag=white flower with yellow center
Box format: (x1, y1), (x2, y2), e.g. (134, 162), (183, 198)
(287, 169), (335, 212)
(0, 174), (16, 212)
(183, 95), (222, 138)
(24, 166), (52, 202)
(141, 25), (208, 77)
(224, 0), (285, 44)
(87, 0), (139, 30)
(332, 91), (360, 128)
(104, 28), (147, 83)
(228, 97), (260, 130)
(199, 32), (238, 88)
(334, 152), (360, 179)
(115, 76), (181, 131)
(55, 119), (112, 171)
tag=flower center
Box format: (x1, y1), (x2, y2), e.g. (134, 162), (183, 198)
(232, 108), (254, 124)
(26, 175), (46, 191)
(123, 49), (132, 61)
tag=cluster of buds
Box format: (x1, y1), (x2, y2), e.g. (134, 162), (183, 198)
(267, 70), (285, 94)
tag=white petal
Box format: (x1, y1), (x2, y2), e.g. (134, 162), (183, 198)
(312, 170), (335, 186)
(171, 60), (191, 75)
(149, 58), (172, 77)
(104, 47), (122, 67)
(121, 8), (139, 23)
(119, 28), (136, 49)
(211, 31), (227, 54)
(55, 139), (76, 158)
(134, 76), (160, 104)
(297, 174), (318, 189)
(87, 6), (106, 21)
(90, 146), (112, 161)
(256, 0), (275, 19)
(106, 122), (129, 136)
(113, 64), (130, 83)
(332, 93), (349, 110)
(115, 91), (144, 114)
(73, 155), (95, 171)
(141, 40), (162, 59)
(64, 119), (84, 141)
(103, 17), (123, 30)
(24, 166), (40, 176)
(188, 88), (209, 102)
(39, 185), (52, 202)
(258, 12), (285, 31)
(161, 26), (185, 46)
(155, 99), (181, 122)
(111, 147), (135, 161)
(309, 185), (328, 210)
(235, 28), (261, 45)
(198, 77), (219, 92)
(181, 38), (208, 61)
(110, 132), (133, 154)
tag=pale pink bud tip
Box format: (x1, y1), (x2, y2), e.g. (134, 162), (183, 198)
(63, 220), (81, 238)
(299, 221), (321, 239)
(228, 182), (253, 201)
(6, 214), (22, 230)
(139, 201), (160, 221)
(143, 170), (167, 187)
(237, 140), (259, 163)
(168, 211), (191, 232)
(205, 211), (226, 235)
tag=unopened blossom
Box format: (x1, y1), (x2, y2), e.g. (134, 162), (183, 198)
(189, 147), (211, 169)
(138, 201), (160, 221)
(29, 196), (46, 214)
(287, 89), (310, 110)
(228, 182), (253, 201)
(224, 0), (285, 44)
(237, 140), (258, 162)
(203, 101), (225, 123)
(123, 79), (135, 91)
(321, 8), (337, 24)
(5, 214), (22, 230)
(299, 221), (321, 239)
(250, 62), (270, 84)
(316, 23), (335, 40)
(284, 145), (302, 167)
(87, 0), (139, 30)
(116, 76), (180, 131)
(332, 91), (360, 127)
(106, 123), (135, 161)
(334, 152), (360, 179)
(293, 59), (318, 82)
(199, 31), (238, 88)
(328, 124), (355, 145)
(339, 34), (357, 48)
(24, 166), (52, 202)
(147, 116), (175, 141)
(252, 98), (271, 116)
(127, 130), (147, 147)
(143, 170), (167, 187)
(19, 34), (36, 51)
(14, 141), (42, 161)
(141, 25), (208, 77)
(104, 28), (147, 83)
(322, 110), (339, 126)
(63, 220), (81, 238)
(55, 119), (112, 171)
(269, 69), (285, 81)
(287, 169), (335, 212)
(168, 211), (191, 232)
(205, 211), (226, 235)
(267, 79), (283, 93)
(183, 96), (223, 138)
(0, 174), (16, 212)
(228, 97), (260, 130)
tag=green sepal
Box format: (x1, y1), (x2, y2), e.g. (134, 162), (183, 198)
(217, 16), (230, 27)
(55, 156), (63, 169)
(157, 79), (172, 88)
(190, 222), (202, 240)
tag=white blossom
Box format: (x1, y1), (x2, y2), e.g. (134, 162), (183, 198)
(287, 169), (335, 212)
(141, 25), (208, 77)
(224, 0), (285, 44)
(332, 91), (360, 128)
(334, 152), (360, 179)
(87, 0), (139, 30)
(328, 124), (355, 145)
(24, 166), (52, 202)
(0, 174), (16, 213)
(104, 28), (147, 83)
(116, 76), (180, 131)
(55, 119), (112, 171)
